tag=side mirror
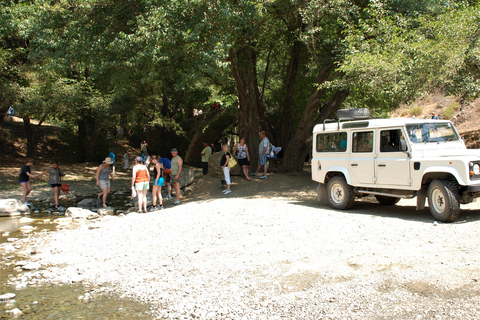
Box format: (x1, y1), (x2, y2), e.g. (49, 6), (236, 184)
(400, 140), (407, 152)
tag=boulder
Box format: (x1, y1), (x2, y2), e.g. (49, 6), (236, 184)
(97, 208), (115, 216)
(65, 207), (99, 220)
(208, 152), (242, 177)
(176, 166), (195, 188)
(77, 198), (101, 209)
(0, 199), (30, 217)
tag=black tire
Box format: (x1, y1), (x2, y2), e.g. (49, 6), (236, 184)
(326, 176), (355, 209)
(427, 180), (460, 222)
(375, 195), (401, 206)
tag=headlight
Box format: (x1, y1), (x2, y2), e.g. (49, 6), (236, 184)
(474, 164), (480, 175)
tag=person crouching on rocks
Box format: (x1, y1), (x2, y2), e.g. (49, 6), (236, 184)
(38, 160), (65, 209)
(132, 156), (150, 213)
(96, 157), (114, 208)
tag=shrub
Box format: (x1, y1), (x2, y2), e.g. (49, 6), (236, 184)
(410, 106), (422, 117)
(444, 102), (461, 119)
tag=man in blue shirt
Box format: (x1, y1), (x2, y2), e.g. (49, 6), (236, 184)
(158, 156), (172, 199)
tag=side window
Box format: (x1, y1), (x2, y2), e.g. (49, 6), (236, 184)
(316, 132), (348, 152)
(380, 129), (405, 152)
(352, 131), (373, 152)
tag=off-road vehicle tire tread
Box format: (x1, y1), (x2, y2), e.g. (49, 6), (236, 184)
(327, 176), (355, 210)
(427, 180), (460, 222)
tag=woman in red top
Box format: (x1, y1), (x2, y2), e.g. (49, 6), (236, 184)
(131, 157), (150, 213)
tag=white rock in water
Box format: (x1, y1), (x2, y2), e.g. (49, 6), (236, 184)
(7, 238), (18, 242)
(22, 262), (41, 270)
(0, 293), (16, 301)
(54, 217), (74, 224)
(19, 217), (34, 223)
(15, 261), (28, 267)
(6, 308), (23, 316)
(19, 226), (34, 233)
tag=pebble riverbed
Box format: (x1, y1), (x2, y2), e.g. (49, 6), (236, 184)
(1, 196), (480, 319)
(0, 198), (480, 319)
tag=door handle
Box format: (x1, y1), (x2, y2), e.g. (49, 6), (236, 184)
(351, 164), (358, 167)
(378, 164), (386, 167)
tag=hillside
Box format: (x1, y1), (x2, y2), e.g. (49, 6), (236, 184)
(392, 94), (480, 148)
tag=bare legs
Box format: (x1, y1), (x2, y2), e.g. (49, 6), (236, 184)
(254, 164), (268, 176)
(20, 181), (32, 204)
(152, 185), (163, 207)
(52, 186), (61, 208)
(98, 187), (110, 207)
(242, 165), (251, 180)
(137, 189), (148, 212)
(166, 181), (172, 198)
(174, 182), (181, 202)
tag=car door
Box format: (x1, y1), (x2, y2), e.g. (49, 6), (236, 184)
(348, 130), (376, 185)
(375, 128), (411, 186)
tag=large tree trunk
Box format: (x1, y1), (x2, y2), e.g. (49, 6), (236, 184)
(279, 40), (303, 148)
(281, 62), (349, 172)
(184, 109), (238, 164)
(77, 111), (99, 162)
(23, 116), (35, 158)
(229, 45), (262, 171)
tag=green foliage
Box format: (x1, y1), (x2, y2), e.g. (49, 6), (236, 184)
(444, 101), (461, 119)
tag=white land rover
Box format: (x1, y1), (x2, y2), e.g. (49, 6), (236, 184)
(312, 110), (480, 222)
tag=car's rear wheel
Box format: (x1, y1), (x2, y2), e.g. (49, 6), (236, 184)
(427, 180), (460, 222)
(375, 195), (401, 206)
(326, 176), (355, 209)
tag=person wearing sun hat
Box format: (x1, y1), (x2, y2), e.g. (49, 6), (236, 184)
(170, 148), (183, 205)
(96, 157), (114, 208)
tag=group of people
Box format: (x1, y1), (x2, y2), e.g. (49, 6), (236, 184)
(19, 159), (65, 209)
(19, 131), (274, 210)
(95, 147), (183, 213)
(217, 130), (272, 195)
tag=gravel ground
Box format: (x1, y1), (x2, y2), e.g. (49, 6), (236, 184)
(3, 172), (480, 319)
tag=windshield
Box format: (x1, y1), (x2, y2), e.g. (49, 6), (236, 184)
(406, 122), (460, 143)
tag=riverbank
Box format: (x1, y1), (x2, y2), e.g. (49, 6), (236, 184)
(1, 169), (480, 318)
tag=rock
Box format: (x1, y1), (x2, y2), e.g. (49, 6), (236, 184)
(65, 207), (99, 220)
(97, 208), (115, 216)
(0, 199), (30, 216)
(77, 198), (102, 209)
(6, 308), (23, 317)
(177, 166), (195, 188)
(0, 293), (15, 301)
(208, 152), (242, 178)
(21, 262), (41, 270)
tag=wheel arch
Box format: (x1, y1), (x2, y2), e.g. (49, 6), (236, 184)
(324, 168), (352, 185)
(421, 169), (463, 189)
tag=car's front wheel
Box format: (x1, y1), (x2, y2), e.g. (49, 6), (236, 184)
(427, 180), (460, 222)
(326, 176), (355, 209)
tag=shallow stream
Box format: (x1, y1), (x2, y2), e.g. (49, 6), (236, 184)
(0, 195), (156, 319)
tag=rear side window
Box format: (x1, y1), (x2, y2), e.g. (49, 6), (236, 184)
(316, 132), (348, 152)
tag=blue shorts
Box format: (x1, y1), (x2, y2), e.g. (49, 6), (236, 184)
(259, 154), (267, 165)
(154, 177), (164, 186)
(19, 181), (28, 184)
